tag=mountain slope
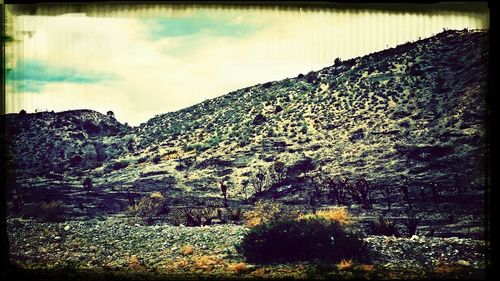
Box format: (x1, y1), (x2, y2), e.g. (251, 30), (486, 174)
(4, 29), (489, 205)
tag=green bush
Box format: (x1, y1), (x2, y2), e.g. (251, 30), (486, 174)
(238, 217), (367, 264)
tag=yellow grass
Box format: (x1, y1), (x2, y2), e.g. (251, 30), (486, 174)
(128, 255), (140, 269)
(150, 192), (164, 199)
(181, 245), (194, 256)
(358, 264), (375, 272)
(336, 259), (353, 271)
(298, 206), (353, 225)
(230, 262), (247, 274)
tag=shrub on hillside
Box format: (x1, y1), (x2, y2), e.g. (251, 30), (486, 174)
(243, 201), (300, 228)
(26, 200), (66, 222)
(369, 216), (399, 236)
(112, 160), (129, 170)
(238, 217), (367, 263)
(152, 155), (161, 164)
(253, 113), (267, 125)
(127, 192), (169, 225)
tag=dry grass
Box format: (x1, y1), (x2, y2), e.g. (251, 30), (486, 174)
(252, 268), (266, 277)
(193, 256), (226, 272)
(336, 259), (353, 271)
(243, 201), (283, 228)
(230, 262), (247, 274)
(298, 206), (353, 226)
(434, 263), (464, 274)
(181, 245), (194, 256)
(128, 255), (141, 270)
(358, 264), (375, 272)
(150, 192), (164, 199)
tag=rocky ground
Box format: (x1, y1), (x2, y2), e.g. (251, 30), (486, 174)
(6, 216), (488, 279)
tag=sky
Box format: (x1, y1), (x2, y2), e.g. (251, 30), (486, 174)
(4, 4), (489, 126)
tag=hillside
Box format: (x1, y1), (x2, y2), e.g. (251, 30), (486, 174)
(3, 29), (489, 210)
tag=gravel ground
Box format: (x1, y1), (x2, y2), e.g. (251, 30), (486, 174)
(6, 216), (488, 277)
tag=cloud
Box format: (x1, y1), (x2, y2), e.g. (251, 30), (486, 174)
(7, 59), (116, 93)
(4, 6), (489, 126)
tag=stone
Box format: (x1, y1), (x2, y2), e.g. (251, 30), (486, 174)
(64, 225), (70, 231)
(457, 260), (470, 266)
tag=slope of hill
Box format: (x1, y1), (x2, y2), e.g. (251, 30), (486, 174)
(3, 29), (489, 207)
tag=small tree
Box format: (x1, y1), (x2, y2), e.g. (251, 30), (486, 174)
(18, 109), (27, 117)
(334, 57), (342, 66)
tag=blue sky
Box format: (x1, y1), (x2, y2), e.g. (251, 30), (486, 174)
(4, 5), (489, 125)
(7, 59), (116, 93)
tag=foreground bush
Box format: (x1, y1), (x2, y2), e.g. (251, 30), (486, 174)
(238, 217), (368, 263)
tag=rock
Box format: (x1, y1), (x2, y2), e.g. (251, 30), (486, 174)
(457, 260), (470, 266)
(64, 225), (70, 231)
(134, 223), (141, 227)
(54, 236), (61, 240)
(410, 235), (419, 241)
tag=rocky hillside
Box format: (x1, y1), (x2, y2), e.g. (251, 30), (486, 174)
(3, 110), (130, 178)
(3, 29), (489, 205)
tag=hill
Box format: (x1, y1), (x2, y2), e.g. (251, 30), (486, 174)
(3, 29), (489, 209)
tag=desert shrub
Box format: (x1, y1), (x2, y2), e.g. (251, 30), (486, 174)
(253, 113), (267, 125)
(168, 206), (218, 226)
(152, 155), (161, 164)
(37, 200), (66, 222)
(238, 217), (367, 263)
(369, 216), (399, 236)
(69, 155), (83, 167)
(243, 201), (300, 228)
(298, 207), (353, 226)
(137, 156), (148, 164)
(112, 160), (129, 170)
(18, 109), (27, 117)
(305, 71), (317, 84)
(349, 128), (365, 142)
(82, 120), (100, 134)
(127, 192), (169, 225)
